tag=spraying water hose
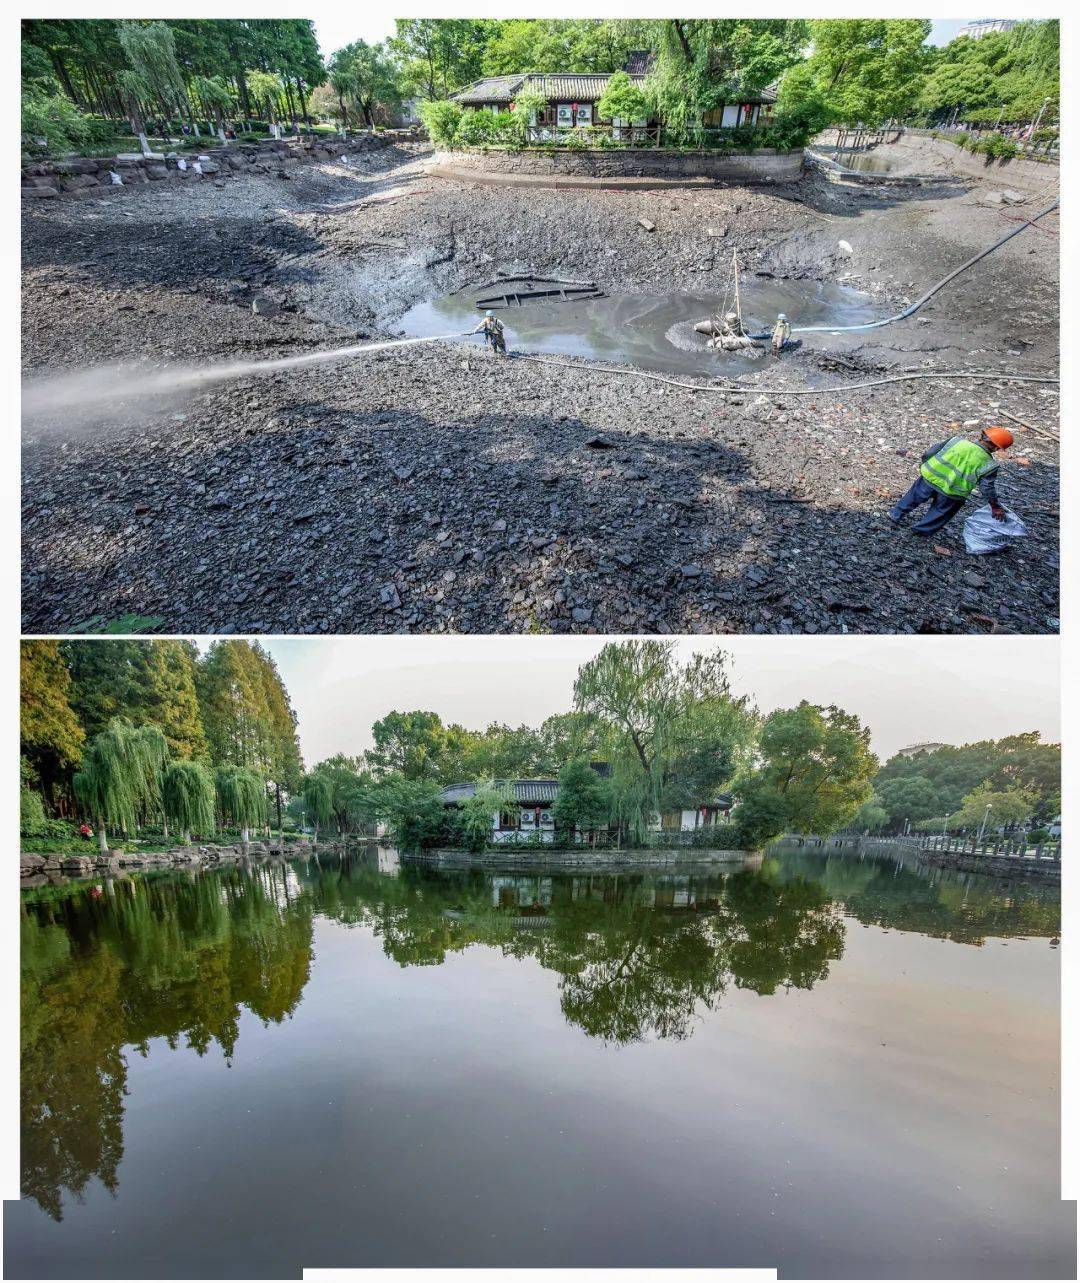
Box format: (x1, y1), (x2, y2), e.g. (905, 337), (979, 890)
(744, 198), (1060, 339)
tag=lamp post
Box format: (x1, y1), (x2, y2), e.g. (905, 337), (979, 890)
(977, 804), (993, 843)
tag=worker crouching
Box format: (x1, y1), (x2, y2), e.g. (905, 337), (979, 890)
(474, 310), (507, 355)
(888, 426), (1015, 536)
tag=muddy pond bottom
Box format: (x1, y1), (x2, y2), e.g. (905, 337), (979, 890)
(7, 845), (1072, 1278)
(398, 277), (883, 376)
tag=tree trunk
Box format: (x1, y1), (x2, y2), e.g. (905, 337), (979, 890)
(182, 829), (191, 845)
(241, 825), (250, 844)
(97, 824), (108, 855)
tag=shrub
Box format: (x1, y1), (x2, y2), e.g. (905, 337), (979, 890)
(457, 108), (500, 146)
(417, 99), (462, 147)
(21, 89), (95, 157)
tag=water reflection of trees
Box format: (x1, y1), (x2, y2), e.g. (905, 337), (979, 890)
(295, 859), (847, 1044)
(20, 865), (312, 1221)
(766, 851), (1061, 945)
(21, 848), (1055, 1221)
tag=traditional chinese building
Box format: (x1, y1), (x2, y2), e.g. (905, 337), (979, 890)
(451, 51), (776, 137)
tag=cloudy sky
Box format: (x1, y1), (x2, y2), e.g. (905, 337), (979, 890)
(209, 636), (1061, 768)
(311, 17), (972, 59)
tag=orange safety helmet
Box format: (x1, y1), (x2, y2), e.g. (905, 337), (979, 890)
(982, 425), (1014, 449)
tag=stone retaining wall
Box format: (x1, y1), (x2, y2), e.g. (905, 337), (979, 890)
(21, 132), (406, 201)
(18, 837), (363, 886)
(433, 145), (804, 184)
(915, 850), (1060, 882)
(405, 847), (758, 873)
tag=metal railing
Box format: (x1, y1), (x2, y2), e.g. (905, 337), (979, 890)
(524, 123), (661, 147)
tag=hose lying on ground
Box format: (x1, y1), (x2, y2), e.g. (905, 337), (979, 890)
(507, 352), (1059, 399)
(744, 198), (1060, 339)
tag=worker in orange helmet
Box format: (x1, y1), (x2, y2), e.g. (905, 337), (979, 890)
(888, 426), (1015, 536)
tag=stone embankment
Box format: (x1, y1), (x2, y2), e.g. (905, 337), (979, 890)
(19, 838), (352, 885)
(431, 145), (804, 186)
(21, 131), (413, 200)
(407, 847), (760, 872)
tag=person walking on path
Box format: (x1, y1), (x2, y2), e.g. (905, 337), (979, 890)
(888, 426), (1015, 535)
(474, 310), (507, 355)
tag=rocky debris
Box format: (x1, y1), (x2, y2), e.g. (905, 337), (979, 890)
(20, 146), (1059, 636)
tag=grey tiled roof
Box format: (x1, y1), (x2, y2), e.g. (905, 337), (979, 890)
(453, 74), (527, 104)
(442, 780), (559, 805)
(453, 71), (648, 105)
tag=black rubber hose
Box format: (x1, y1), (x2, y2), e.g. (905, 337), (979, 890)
(744, 198), (1060, 339)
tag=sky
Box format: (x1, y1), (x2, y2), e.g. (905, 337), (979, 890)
(215, 636), (1062, 769)
(310, 17), (974, 58)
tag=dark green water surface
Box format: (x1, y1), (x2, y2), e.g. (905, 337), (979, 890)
(7, 846), (1073, 1278)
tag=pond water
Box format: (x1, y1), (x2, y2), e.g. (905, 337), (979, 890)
(8, 846), (1072, 1278)
(823, 147), (903, 174)
(397, 278), (883, 376)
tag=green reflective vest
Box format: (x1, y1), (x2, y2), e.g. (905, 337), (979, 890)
(920, 436), (995, 499)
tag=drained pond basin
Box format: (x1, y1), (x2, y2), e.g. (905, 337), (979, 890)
(398, 277), (883, 376)
(8, 845), (1073, 1278)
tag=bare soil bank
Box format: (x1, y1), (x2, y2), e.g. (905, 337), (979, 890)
(21, 142), (1059, 634)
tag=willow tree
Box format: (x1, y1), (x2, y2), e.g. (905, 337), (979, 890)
(73, 718), (166, 855)
(246, 69), (284, 138)
(301, 771), (333, 842)
(216, 766), (266, 843)
(162, 760), (216, 844)
(573, 640), (756, 845)
(116, 68), (151, 154)
(192, 74), (235, 142)
(117, 20), (197, 136)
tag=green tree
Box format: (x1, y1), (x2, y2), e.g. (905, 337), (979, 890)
(390, 19), (489, 99)
(20, 641), (85, 806)
(450, 781), (514, 853)
(162, 760), (215, 843)
(376, 777), (446, 851)
(596, 70), (650, 124)
(573, 641), (755, 841)
(785, 19), (931, 126)
(245, 68), (284, 136)
(326, 40), (401, 128)
(949, 782), (1035, 834)
(646, 19), (809, 134)
(215, 766), (266, 843)
(73, 718), (168, 854)
(734, 702), (877, 845)
(301, 770), (334, 841)
(553, 758), (613, 846)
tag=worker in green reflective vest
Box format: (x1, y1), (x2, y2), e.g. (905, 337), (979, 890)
(888, 426), (1014, 535)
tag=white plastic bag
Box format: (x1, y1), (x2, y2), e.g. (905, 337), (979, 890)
(963, 504), (1028, 555)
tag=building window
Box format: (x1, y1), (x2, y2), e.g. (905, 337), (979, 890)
(499, 810), (520, 831)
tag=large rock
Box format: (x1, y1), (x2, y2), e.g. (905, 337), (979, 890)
(20, 853), (46, 874)
(60, 173), (99, 191)
(145, 165), (170, 180)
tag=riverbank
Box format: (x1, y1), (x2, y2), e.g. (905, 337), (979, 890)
(778, 833), (1061, 883)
